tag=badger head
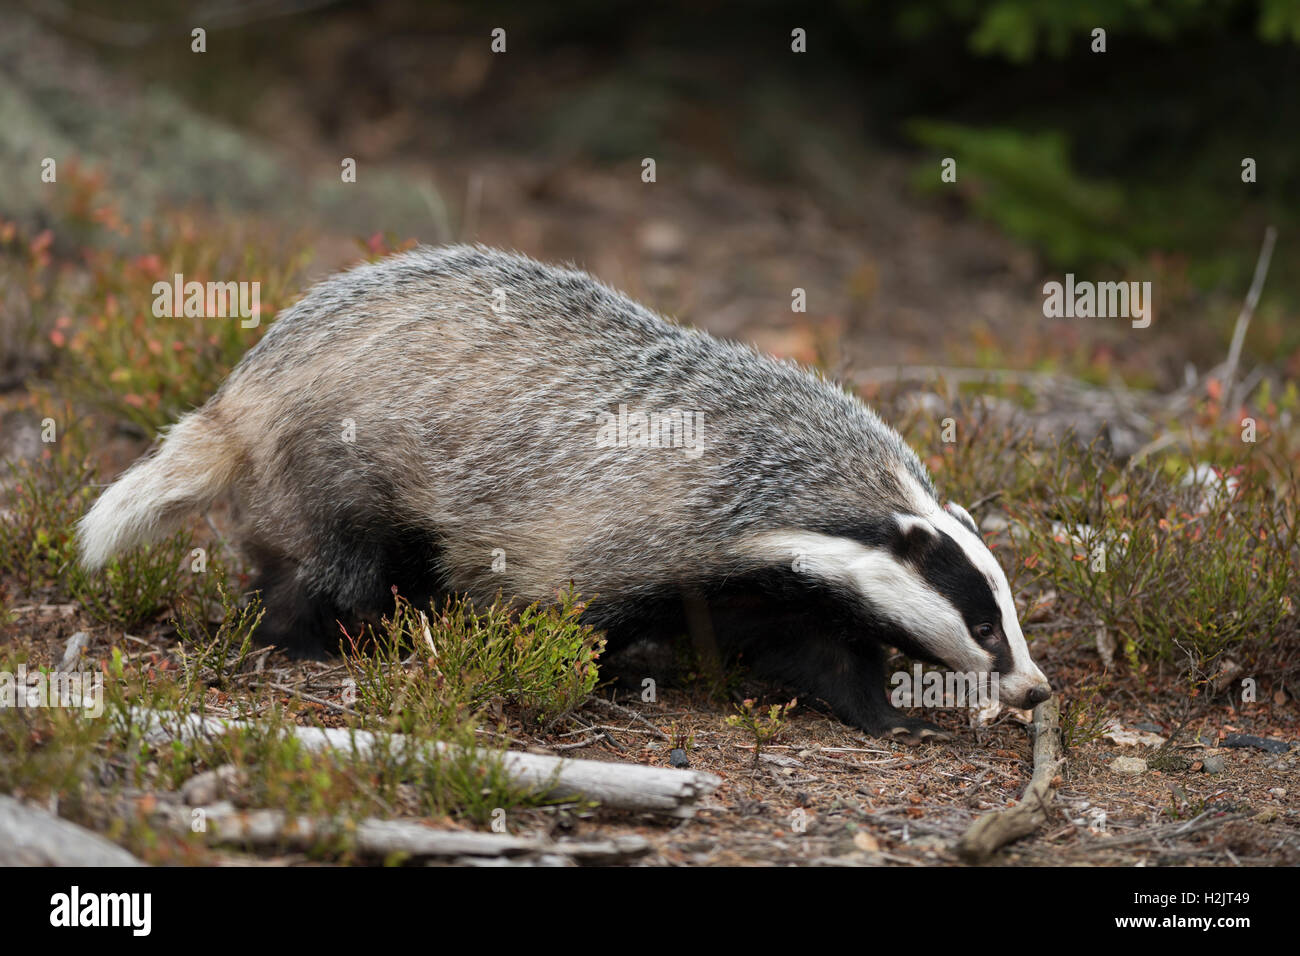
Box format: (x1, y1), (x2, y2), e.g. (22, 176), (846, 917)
(761, 501), (1052, 711)
(889, 501), (1051, 710)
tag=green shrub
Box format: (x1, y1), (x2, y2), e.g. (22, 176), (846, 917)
(54, 216), (312, 435)
(0, 431), (225, 628)
(344, 588), (605, 733)
(1010, 438), (1298, 677)
(0, 448), (95, 594)
(173, 584), (264, 696)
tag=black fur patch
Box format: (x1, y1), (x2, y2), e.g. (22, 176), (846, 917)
(586, 559), (955, 734)
(247, 517), (449, 658)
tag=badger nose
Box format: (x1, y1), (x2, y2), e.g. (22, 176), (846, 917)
(1024, 684), (1052, 707)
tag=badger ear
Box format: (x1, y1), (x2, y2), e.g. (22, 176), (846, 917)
(891, 514), (938, 563)
(945, 501), (979, 534)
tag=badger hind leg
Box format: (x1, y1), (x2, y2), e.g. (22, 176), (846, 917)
(247, 550), (352, 659)
(243, 519), (447, 659)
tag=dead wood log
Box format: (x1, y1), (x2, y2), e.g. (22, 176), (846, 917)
(134, 709), (720, 816)
(0, 795), (144, 866)
(168, 803), (649, 863)
(955, 697), (1062, 862)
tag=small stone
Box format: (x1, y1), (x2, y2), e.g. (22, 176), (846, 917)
(1268, 788), (1286, 799)
(1110, 756), (1148, 774)
(668, 748), (690, 768)
(852, 831), (880, 853)
(1200, 754), (1226, 775)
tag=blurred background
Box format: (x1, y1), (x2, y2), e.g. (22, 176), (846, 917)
(2, 0), (1298, 433)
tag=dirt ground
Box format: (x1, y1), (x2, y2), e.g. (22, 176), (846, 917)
(5, 597), (1297, 867)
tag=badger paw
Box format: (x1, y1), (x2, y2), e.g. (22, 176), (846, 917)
(880, 717), (952, 746)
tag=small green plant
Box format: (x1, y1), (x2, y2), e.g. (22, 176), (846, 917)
(51, 213), (313, 435)
(69, 533), (221, 631)
(1060, 674), (1114, 750)
(0, 428), (222, 628)
(669, 720), (694, 752)
(726, 697), (796, 768)
(0, 650), (108, 800)
(343, 588), (605, 732)
(0, 448), (95, 593)
(173, 584), (264, 697)
(1162, 784), (1207, 821)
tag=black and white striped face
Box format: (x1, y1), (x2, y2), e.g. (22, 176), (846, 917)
(755, 501), (1051, 710)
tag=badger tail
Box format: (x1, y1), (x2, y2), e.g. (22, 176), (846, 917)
(78, 411), (241, 570)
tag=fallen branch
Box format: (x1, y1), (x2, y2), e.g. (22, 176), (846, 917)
(1090, 809), (1246, 849)
(1221, 226), (1277, 409)
(587, 697), (672, 740)
(132, 708), (721, 817)
(955, 697), (1062, 862)
(166, 803), (649, 864)
(0, 795), (144, 866)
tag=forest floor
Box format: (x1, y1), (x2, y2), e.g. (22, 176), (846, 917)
(4, 603), (1298, 867)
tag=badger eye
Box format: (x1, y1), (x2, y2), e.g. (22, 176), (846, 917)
(974, 623), (996, 642)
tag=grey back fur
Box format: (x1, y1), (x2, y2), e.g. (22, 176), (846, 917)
(209, 244), (938, 605)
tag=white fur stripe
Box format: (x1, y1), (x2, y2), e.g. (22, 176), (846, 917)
(746, 530), (992, 673)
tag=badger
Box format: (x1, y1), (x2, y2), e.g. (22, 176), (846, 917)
(78, 244), (1051, 739)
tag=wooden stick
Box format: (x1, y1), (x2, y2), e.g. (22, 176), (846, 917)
(172, 804), (650, 863)
(0, 795), (143, 866)
(1221, 226), (1277, 410)
(955, 697), (1062, 862)
(133, 709), (721, 817)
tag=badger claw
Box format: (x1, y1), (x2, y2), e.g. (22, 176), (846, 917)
(885, 722), (952, 746)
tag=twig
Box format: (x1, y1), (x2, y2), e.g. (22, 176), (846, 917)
(588, 697), (672, 740)
(965, 490), (1004, 514)
(955, 697), (1062, 861)
(1221, 226), (1277, 408)
(252, 681), (361, 718)
(164, 803), (651, 863)
(1093, 810), (1244, 848)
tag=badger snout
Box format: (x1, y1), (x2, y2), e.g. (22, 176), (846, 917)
(1021, 682), (1052, 707)
(1002, 676), (1052, 710)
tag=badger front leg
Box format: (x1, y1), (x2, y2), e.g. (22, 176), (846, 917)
(748, 637), (951, 744)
